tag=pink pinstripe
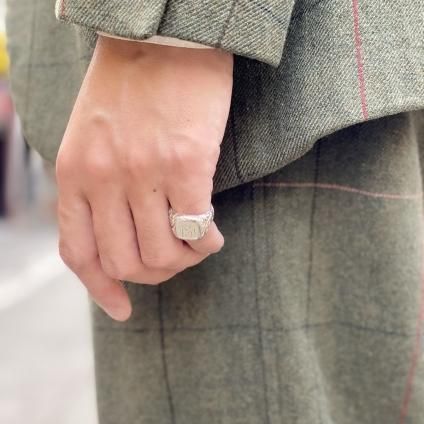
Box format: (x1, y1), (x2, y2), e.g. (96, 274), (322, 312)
(254, 181), (422, 201)
(258, 179), (424, 420)
(352, 0), (369, 120)
(59, 0), (66, 19)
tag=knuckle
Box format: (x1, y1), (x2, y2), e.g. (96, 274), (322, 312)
(142, 253), (164, 269)
(101, 257), (132, 281)
(59, 240), (87, 272)
(163, 256), (185, 271)
(83, 153), (115, 181)
(99, 257), (174, 285)
(209, 241), (224, 254)
(165, 140), (198, 174)
(142, 251), (180, 271)
(173, 141), (197, 162)
(206, 236), (225, 254)
(168, 139), (220, 176)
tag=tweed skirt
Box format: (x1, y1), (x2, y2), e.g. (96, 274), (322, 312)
(91, 112), (424, 424)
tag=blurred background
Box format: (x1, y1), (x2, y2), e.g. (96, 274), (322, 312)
(0, 1), (98, 423)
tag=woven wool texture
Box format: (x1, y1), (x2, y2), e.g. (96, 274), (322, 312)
(91, 113), (424, 424)
(55, 0), (293, 66)
(6, 0), (424, 193)
(5, 0), (424, 422)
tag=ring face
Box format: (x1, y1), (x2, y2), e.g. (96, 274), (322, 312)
(174, 217), (204, 240)
(169, 206), (214, 241)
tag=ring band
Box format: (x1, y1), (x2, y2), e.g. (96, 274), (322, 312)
(169, 205), (214, 241)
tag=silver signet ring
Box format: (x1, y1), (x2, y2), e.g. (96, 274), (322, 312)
(169, 205), (215, 241)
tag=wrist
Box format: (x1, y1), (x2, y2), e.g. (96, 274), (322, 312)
(96, 35), (233, 76)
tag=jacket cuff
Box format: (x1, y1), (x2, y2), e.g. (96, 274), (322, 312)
(55, 0), (294, 67)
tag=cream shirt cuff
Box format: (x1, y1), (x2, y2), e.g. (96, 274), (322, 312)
(97, 32), (213, 49)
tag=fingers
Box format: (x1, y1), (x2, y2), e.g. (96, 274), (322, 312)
(89, 187), (179, 283)
(127, 188), (209, 271)
(57, 192), (132, 321)
(167, 183), (224, 255)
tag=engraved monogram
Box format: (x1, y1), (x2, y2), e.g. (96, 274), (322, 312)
(169, 206), (214, 241)
(175, 220), (202, 240)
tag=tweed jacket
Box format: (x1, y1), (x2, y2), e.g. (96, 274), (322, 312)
(6, 0), (424, 193)
(6, 2), (424, 423)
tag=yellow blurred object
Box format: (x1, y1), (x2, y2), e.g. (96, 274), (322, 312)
(0, 33), (10, 77)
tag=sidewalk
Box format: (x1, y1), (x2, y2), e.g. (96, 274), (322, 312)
(0, 216), (98, 424)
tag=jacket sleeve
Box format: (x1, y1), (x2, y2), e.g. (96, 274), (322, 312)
(55, 0), (295, 67)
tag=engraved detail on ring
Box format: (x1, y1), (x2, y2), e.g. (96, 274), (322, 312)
(169, 206), (214, 241)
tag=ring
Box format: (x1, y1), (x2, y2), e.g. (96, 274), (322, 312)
(169, 205), (214, 241)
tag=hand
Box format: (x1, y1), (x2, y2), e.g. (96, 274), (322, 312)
(56, 36), (234, 321)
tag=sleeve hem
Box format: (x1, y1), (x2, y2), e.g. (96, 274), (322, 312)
(55, 0), (293, 67)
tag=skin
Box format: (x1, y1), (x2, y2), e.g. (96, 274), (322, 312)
(56, 36), (234, 321)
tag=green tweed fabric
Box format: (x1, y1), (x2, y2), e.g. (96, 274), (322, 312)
(5, 0), (424, 421)
(55, 0), (294, 66)
(92, 112), (424, 423)
(6, 0), (424, 193)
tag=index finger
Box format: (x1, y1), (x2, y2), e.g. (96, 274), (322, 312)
(57, 192), (132, 321)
